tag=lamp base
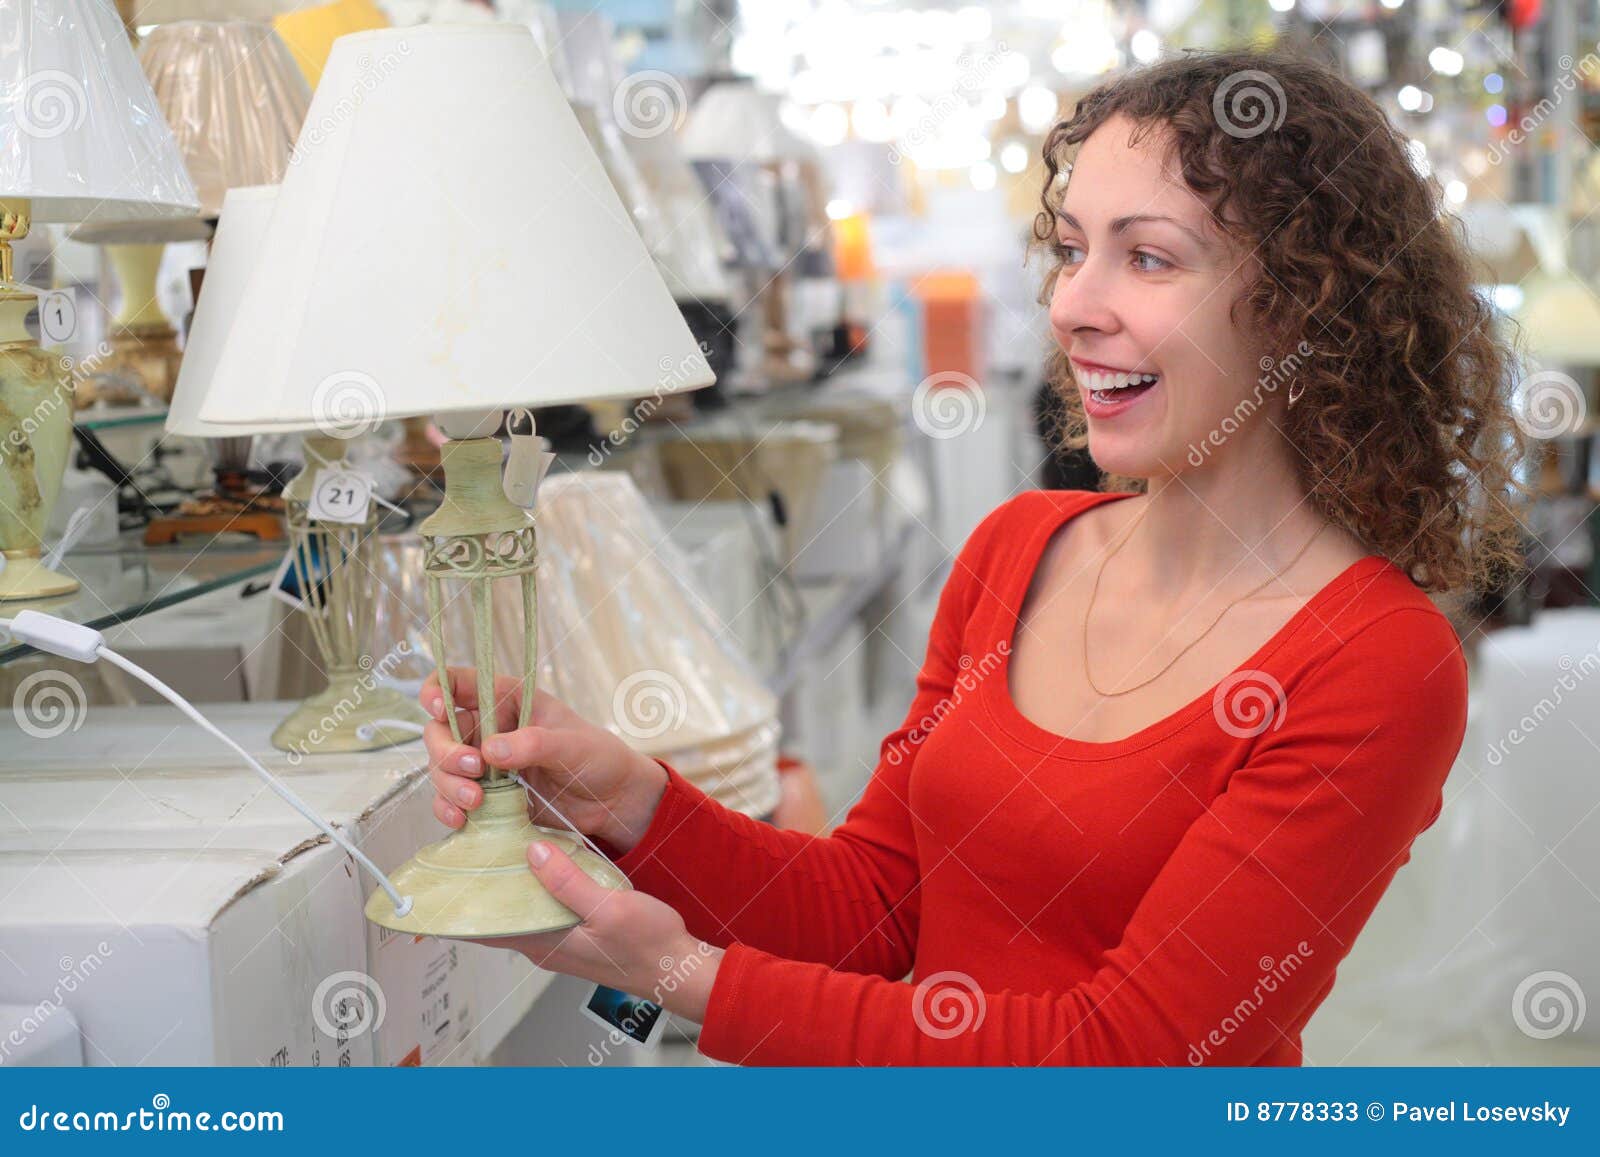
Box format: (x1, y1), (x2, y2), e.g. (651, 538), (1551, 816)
(271, 674), (430, 755)
(0, 550), (78, 602)
(364, 782), (630, 938)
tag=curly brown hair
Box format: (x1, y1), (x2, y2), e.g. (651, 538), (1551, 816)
(1033, 46), (1531, 594)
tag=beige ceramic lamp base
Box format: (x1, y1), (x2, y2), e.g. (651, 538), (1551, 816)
(1, 212), (79, 603)
(270, 668), (430, 755)
(364, 781), (630, 938)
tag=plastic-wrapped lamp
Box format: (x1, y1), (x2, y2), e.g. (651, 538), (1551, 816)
(197, 27), (713, 937)
(0, 0), (199, 601)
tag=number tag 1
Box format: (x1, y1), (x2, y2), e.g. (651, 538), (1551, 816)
(306, 468), (374, 525)
(36, 289), (77, 345)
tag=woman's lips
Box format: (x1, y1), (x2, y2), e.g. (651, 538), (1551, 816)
(1073, 360), (1160, 419)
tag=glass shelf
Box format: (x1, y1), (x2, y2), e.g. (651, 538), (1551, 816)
(0, 533), (286, 665)
(74, 405), (169, 432)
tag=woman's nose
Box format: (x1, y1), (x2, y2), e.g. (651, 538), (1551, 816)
(1049, 258), (1121, 339)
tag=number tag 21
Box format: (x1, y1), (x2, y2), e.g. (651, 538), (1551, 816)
(306, 468), (374, 525)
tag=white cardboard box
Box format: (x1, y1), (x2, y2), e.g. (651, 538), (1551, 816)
(0, 702), (550, 1066)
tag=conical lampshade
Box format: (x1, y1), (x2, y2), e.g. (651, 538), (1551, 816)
(0, 0), (198, 225)
(165, 185), (312, 437)
(138, 22), (309, 218)
(199, 24), (713, 432)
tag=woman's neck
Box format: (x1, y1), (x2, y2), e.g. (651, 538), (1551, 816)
(1120, 453), (1338, 601)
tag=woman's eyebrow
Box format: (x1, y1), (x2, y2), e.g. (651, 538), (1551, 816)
(1056, 210), (1214, 251)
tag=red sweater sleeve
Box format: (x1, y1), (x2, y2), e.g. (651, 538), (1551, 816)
(609, 501), (1007, 975)
(693, 607), (1468, 1065)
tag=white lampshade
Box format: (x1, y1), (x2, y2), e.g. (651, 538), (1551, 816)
(682, 81), (813, 164)
(0, 0), (199, 225)
(199, 25), (712, 431)
(166, 185), (309, 436)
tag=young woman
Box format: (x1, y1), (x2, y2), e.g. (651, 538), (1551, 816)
(422, 48), (1527, 1065)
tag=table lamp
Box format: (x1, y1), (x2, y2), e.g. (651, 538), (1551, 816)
(73, 20), (311, 405)
(199, 25), (714, 937)
(167, 185), (428, 754)
(0, 0), (199, 602)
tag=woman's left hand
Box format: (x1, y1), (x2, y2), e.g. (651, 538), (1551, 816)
(470, 840), (723, 1024)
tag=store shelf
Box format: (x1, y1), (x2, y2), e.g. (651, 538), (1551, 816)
(74, 404), (168, 431)
(766, 518), (915, 698)
(0, 534), (285, 665)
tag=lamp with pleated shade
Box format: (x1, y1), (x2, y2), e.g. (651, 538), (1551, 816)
(0, 0), (198, 601)
(199, 25), (713, 938)
(73, 20), (310, 404)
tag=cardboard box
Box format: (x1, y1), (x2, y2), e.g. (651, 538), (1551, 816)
(0, 702), (549, 1066)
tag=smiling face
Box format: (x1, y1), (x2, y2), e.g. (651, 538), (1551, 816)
(1048, 116), (1272, 480)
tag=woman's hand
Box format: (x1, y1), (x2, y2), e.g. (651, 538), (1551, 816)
(472, 840), (723, 1024)
(421, 668), (668, 855)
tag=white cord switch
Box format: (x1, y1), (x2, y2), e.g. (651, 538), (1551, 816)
(5, 611), (105, 664)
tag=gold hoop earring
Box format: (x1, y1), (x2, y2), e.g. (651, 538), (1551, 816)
(1286, 380), (1304, 408)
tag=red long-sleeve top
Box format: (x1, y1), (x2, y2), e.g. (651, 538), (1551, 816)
(612, 489), (1469, 1065)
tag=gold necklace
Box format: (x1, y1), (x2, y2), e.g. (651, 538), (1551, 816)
(1081, 508), (1328, 697)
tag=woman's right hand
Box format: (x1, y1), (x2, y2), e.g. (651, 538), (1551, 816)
(421, 668), (668, 855)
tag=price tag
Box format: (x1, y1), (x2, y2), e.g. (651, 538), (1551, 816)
(306, 468), (374, 525)
(36, 289), (77, 345)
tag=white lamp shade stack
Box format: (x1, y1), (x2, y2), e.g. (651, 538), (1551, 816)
(199, 24), (712, 432)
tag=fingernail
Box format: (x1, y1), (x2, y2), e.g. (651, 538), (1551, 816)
(484, 737), (510, 761)
(424, 695), (443, 720)
(459, 752), (480, 774)
(456, 786), (475, 806)
(528, 841), (550, 866)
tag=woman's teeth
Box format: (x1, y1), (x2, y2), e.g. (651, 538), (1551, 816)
(1081, 369), (1159, 400)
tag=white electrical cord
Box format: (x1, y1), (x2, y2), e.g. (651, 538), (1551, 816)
(354, 718), (427, 743)
(1, 610), (413, 918)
